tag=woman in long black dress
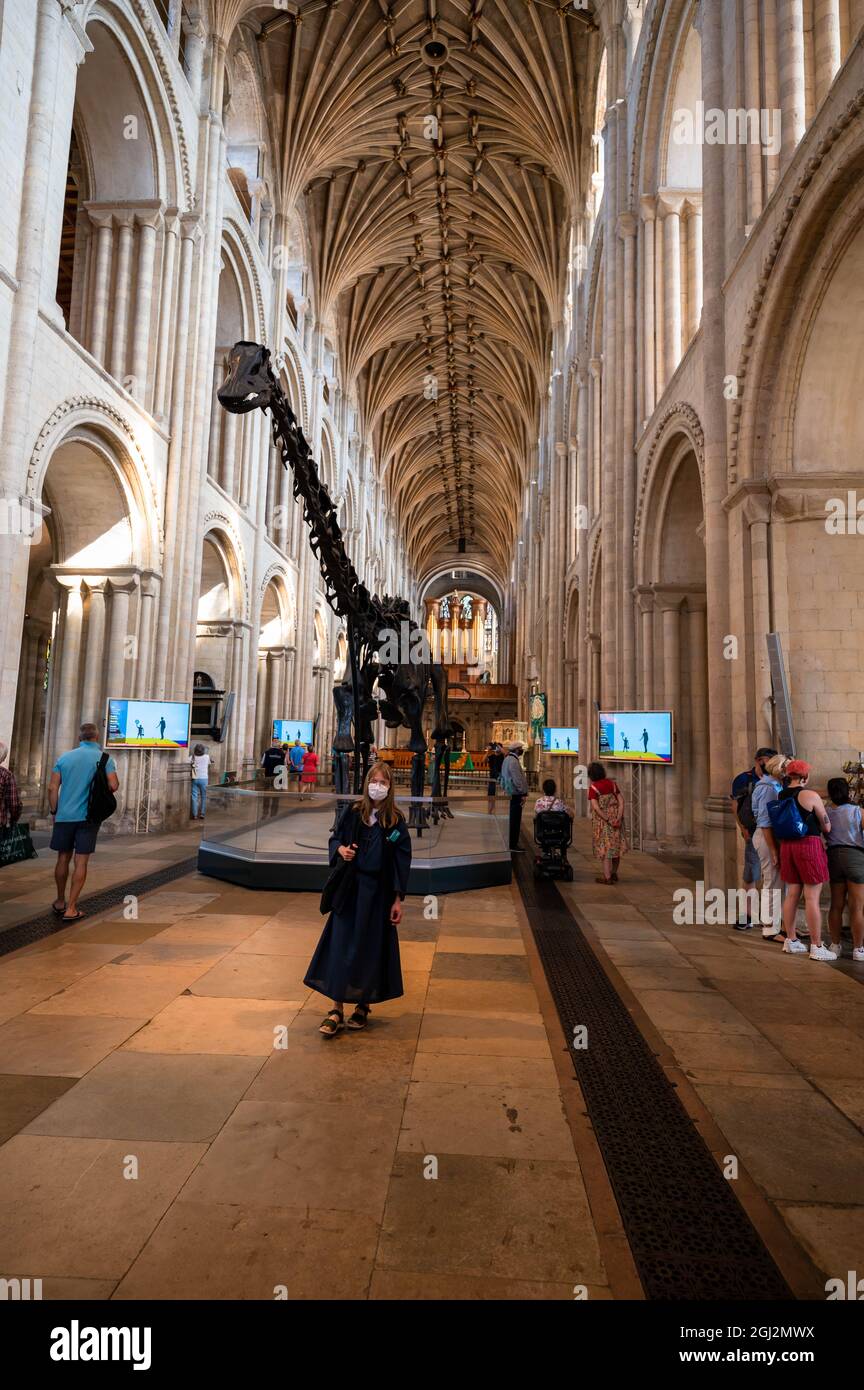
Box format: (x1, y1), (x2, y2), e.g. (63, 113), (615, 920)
(304, 761), (411, 1036)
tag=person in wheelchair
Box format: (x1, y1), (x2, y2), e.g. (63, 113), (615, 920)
(534, 778), (573, 817)
(533, 779), (574, 880)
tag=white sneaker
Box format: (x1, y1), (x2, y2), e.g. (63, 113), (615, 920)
(782, 938), (807, 954)
(810, 944), (838, 961)
(852, 947), (864, 963)
(762, 926), (782, 938)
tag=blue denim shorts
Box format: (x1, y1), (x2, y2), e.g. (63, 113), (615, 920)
(50, 820), (99, 855)
(743, 838), (761, 883)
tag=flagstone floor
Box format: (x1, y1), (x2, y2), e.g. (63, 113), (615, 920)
(0, 815), (861, 1298)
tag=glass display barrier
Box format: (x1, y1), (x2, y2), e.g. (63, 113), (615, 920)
(197, 788), (511, 894)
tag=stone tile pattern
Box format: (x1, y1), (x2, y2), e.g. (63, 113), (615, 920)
(557, 820), (864, 1286)
(0, 867), (607, 1301)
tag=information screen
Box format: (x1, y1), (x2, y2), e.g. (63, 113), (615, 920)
(543, 727), (580, 755)
(105, 699), (191, 749)
(273, 719), (314, 746)
(598, 711), (674, 764)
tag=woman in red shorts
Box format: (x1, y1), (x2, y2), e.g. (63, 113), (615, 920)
(777, 759), (835, 961)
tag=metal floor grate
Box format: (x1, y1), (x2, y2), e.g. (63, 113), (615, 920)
(513, 849), (793, 1300)
(0, 857), (200, 958)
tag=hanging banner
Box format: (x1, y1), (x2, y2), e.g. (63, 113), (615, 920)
(529, 691), (547, 744)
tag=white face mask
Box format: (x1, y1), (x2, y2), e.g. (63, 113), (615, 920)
(368, 781), (388, 803)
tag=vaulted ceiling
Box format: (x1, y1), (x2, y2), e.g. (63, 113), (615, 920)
(215, 0), (601, 584)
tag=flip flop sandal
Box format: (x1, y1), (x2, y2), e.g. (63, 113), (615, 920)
(62, 910), (84, 923)
(347, 1004), (371, 1030)
(51, 901), (66, 916)
(319, 1009), (344, 1037)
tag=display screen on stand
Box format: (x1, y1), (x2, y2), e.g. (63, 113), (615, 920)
(105, 699), (192, 749)
(598, 711), (674, 764)
(272, 719), (314, 746)
(542, 727), (580, 755)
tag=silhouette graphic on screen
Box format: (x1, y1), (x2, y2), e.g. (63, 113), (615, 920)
(159, 717), (166, 739)
(642, 728), (649, 752)
(622, 736), (629, 751)
(135, 721), (144, 739)
(566, 736), (571, 749)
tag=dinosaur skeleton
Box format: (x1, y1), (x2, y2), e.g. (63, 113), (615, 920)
(218, 340), (466, 811)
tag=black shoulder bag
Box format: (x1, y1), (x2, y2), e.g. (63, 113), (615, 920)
(87, 753), (117, 825)
(319, 808), (359, 915)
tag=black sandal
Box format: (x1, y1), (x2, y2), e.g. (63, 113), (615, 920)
(346, 1004), (371, 1030)
(319, 1009), (344, 1037)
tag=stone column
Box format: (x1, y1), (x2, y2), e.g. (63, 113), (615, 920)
(52, 576), (85, 762)
(184, 22), (206, 100)
(588, 633), (601, 752)
(701, 0), (738, 889)
(0, 2), (91, 744)
(86, 210), (114, 365)
(778, 0), (807, 167)
(687, 594), (709, 845)
(255, 651), (270, 757)
(80, 579), (108, 724)
(763, 0), (782, 199)
(743, 0), (765, 225)
(152, 216), (200, 698)
(268, 648), (286, 735)
(207, 358), (223, 479)
(660, 194), (684, 381)
(657, 591), (684, 842)
(109, 212), (135, 383)
(26, 630), (49, 788)
(653, 203), (666, 399)
(814, 0), (842, 106)
(744, 492), (775, 750)
(685, 196), (703, 341)
(130, 206), (162, 405)
(104, 576), (139, 705)
(11, 625), (37, 775)
(639, 198), (656, 422)
(221, 408), (238, 498)
(153, 211), (180, 420)
(636, 589), (656, 842)
(620, 212), (637, 706)
(135, 574), (159, 698)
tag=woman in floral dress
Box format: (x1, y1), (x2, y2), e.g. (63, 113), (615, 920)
(587, 760), (627, 884)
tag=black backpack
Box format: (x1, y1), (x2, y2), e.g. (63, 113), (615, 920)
(87, 752), (117, 825)
(735, 783), (757, 835)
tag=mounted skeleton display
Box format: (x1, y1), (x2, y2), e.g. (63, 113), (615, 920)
(218, 340), (466, 816)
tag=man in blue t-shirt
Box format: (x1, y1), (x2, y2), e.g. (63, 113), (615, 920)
(48, 723), (119, 923)
(288, 740), (306, 795)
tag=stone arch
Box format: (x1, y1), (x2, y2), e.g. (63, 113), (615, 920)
(223, 32), (270, 227)
(27, 398), (162, 569)
(728, 117), (864, 784)
(208, 228), (263, 502)
(11, 420), (157, 800)
(201, 514), (248, 619)
(258, 570), (292, 649)
(732, 104), (864, 482)
(58, 3), (187, 393)
(636, 434), (707, 848)
(634, 403), (705, 565)
(634, 0), (701, 200)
